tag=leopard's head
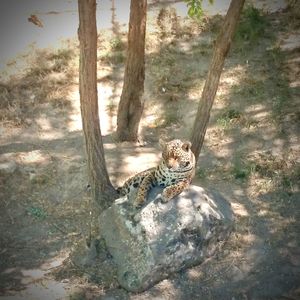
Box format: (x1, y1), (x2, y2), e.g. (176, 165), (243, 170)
(160, 139), (195, 171)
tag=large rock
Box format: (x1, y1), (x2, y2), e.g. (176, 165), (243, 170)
(99, 185), (234, 292)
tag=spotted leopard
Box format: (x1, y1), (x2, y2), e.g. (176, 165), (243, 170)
(117, 139), (196, 207)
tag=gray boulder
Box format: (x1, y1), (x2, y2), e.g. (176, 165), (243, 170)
(99, 185), (234, 292)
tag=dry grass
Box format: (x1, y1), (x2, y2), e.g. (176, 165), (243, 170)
(0, 46), (77, 126)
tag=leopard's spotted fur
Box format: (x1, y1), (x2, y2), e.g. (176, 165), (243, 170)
(117, 139), (195, 207)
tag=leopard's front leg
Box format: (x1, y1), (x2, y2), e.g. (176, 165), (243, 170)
(134, 172), (156, 207)
(161, 179), (191, 203)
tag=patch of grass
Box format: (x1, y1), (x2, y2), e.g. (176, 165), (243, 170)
(162, 110), (182, 127)
(265, 47), (291, 115)
(106, 102), (118, 114)
(109, 37), (124, 51)
(217, 109), (241, 128)
(232, 165), (249, 180)
(272, 81), (289, 112)
(150, 44), (179, 66)
(245, 151), (300, 195)
(0, 46), (76, 124)
(234, 5), (268, 49)
(148, 13), (216, 97)
(149, 47), (199, 96)
(196, 168), (207, 179)
(230, 45), (290, 119)
(26, 206), (47, 220)
(100, 51), (125, 65)
(155, 103), (183, 128)
(0, 83), (10, 110)
(217, 116), (231, 128)
(231, 78), (266, 104)
(281, 175), (293, 191)
(281, 166), (300, 194)
(48, 48), (75, 72)
(232, 161), (255, 181)
(26, 48), (75, 78)
(0, 81), (28, 125)
(247, 151), (283, 177)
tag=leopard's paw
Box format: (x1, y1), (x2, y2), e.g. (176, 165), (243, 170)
(133, 198), (145, 209)
(159, 194), (169, 204)
(133, 203), (143, 209)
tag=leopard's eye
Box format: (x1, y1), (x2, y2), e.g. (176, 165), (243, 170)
(184, 162), (190, 167)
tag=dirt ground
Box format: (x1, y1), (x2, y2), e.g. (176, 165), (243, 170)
(0, 2), (300, 300)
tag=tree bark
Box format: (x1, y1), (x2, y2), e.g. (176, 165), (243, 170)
(191, 0), (245, 161)
(78, 0), (117, 209)
(116, 0), (147, 142)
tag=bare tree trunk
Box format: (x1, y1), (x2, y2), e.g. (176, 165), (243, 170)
(78, 0), (117, 209)
(116, 0), (147, 142)
(191, 0), (245, 161)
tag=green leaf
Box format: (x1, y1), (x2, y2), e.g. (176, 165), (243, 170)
(184, 0), (209, 20)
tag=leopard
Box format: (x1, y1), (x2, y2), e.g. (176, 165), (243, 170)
(117, 139), (196, 208)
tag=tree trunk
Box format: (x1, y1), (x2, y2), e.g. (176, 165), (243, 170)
(78, 0), (117, 209)
(190, 0), (245, 161)
(116, 0), (147, 142)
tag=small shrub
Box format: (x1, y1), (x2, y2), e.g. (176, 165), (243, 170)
(235, 5), (268, 48)
(109, 37), (124, 51)
(217, 109), (241, 128)
(231, 79), (266, 103)
(0, 84), (10, 110)
(101, 51), (125, 65)
(232, 162), (255, 181)
(162, 111), (182, 127)
(157, 7), (182, 39)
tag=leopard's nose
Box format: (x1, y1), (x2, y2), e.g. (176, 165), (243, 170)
(166, 162), (173, 169)
(167, 162), (174, 169)
(166, 158), (175, 169)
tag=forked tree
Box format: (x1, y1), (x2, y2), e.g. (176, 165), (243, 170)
(191, 0), (245, 160)
(78, 0), (118, 209)
(116, 0), (147, 142)
(77, 0), (245, 209)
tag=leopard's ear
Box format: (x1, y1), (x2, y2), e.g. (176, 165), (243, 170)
(182, 141), (192, 152)
(159, 138), (166, 148)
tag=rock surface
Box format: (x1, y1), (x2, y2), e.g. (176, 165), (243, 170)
(99, 185), (234, 292)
